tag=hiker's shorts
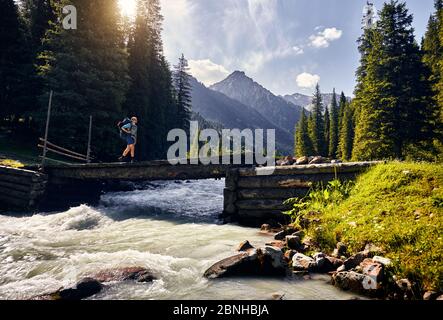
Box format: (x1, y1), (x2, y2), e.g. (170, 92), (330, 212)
(126, 136), (135, 145)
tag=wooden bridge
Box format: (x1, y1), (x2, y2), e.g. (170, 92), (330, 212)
(0, 161), (380, 226)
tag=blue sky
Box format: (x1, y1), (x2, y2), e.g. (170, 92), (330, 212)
(160, 0), (435, 97)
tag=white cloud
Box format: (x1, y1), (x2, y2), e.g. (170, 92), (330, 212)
(309, 27), (343, 48)
(188, 59), (230, 86)
(296, 72), (320, 89)
(292, 46), (304, 55)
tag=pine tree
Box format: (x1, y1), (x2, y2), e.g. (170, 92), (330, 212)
(324, 105), (330, 157)
(0, 0), (28, 120)
(338, 92), (347, 127)
(339, 101), (354, 161)
(38, 0), (129, 160)
(423, 0), (443, 158)
(173, 54), (192, 132)
(124, 0), (175, 160)
(20, 0), (56, 120)
(352, 0), (435, 160)
(308, 84), (325, 156)
(294, 109), (313, 157)
(328, 89), (339, 158)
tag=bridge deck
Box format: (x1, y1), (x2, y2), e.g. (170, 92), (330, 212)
(30, 160), (382, 182)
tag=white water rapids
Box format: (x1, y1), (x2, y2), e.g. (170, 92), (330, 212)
(0, 179), (358, 300)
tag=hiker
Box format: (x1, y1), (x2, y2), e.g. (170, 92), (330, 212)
(118, 116), (138, 162)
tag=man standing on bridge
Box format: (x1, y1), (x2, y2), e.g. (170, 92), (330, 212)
(119, 117), (138, 163)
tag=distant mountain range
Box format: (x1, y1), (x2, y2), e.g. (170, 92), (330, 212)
(189, 70), (349, 154)
(189, 76), (294, 153)
(210, 71), (303, 138)
(282, 92), (351, 112)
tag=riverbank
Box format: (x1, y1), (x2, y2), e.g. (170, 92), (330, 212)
(249, 162), (442, 299)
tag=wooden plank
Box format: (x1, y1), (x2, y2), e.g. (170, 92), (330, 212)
(0, 166), (45, 178)
(38, 145), (87, 161)
(238, 161), (381, 177)
(0, 186), (34, 200)
(0, 172), (46, 186)
(44, 164), (241, 181)
(39, 138), (88, 159)
(0, 180), (33, 193)
(235, 199), (290, 211)
(237, 175), (317, 189)
(0, 194), (32, 208)
(38, 156), (73, 166)
(237, 188), (310, 200)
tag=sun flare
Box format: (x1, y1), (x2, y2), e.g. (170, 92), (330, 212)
(118, 0), (137, 18)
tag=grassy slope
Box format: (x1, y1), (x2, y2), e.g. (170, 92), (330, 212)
(304, 162), (443, 292)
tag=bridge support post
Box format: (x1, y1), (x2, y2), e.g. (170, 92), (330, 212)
(222, 169), (239, 222)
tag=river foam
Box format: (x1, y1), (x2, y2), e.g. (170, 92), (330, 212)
(0, 179), (359, 300)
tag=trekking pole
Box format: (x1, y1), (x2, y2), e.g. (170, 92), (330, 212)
(41, 90), (53, 170)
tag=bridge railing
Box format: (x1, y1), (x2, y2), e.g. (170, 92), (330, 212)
(38, 138), (93, 165)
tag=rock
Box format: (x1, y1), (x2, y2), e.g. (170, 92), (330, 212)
(284, 250), (296, 262)
(327, 256), (344, 270)
(266, 240), (285, 249)
(271, 293), (285, 300)
(332, 242), (348, 258)
(204, 247), (288, 279)
(301, 237), (316, 251)
(292, 230), (305, 238)
(292, 253), (316, 272)
(274, 228), (296, 240)
(332, 271), (381, 294)
(360, 259), (383, 284)
(260, 224), (271, 232)
(372, 256), (391, 266)
(343, 251), (370, 270)
(92, 267), (155, 283)
(423, 291), (439, 300)
(309, 156), (326, 164)
(237, 240), (255, 252)
(286, 235), (303, 251)
(337, 265), (346, 272)
(58, 278), (103, 300)
(395, 279), (413, 300)
(332, 271), (367, 293)
(296, 156), (309, 165)
(312, 253), (342, 273)
(280, 156), (295, 166)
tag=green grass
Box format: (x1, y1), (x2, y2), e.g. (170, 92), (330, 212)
(288, 162), (443, 292)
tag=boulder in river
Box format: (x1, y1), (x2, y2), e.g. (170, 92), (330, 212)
(286, 235), (304, 252)
(91, 267), (155, 283)
(237, 240), (255, 252)
(274, 227), (296, 240)
(332, 271), (368, 293)
(266, 240), (286, 249)
(204, 247), (289, 279)
(292, 253), (316, 272)
(32, 278), (103, 300)
(58, 278), (103, 300)
(313, 253), (343, 273)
